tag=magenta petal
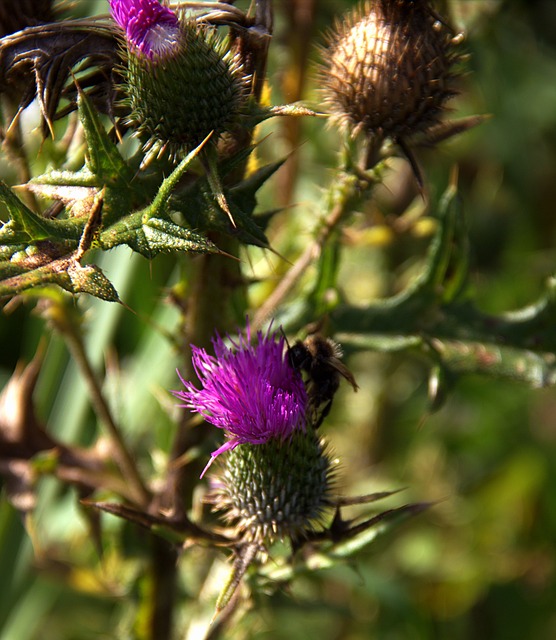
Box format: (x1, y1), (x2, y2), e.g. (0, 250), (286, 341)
(174, 321), (308, 477)
(211, 440), (239, 458)
(110, 0), (179, 58)
(199, 440), (239, 479)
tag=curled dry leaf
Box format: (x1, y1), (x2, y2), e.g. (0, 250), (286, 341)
(0, 20), (120, 135)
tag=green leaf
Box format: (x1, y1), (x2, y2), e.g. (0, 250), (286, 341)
(0, 255), (119, 302)
(428, 338), (556, 387)
(331, 182), (464, 334)
(77, 89), (134, 183)
(386, 182), (462, 308)
(0, 244), (46, 279)
(66, 263), (120, 302)
(0, 182), (86, 248)
(141, 217), (220, 256)
(172, 180), (269, 248)
(230, 158), (285, 216)
(243, 100), (325, 128)
(99, 212), (219, 258)
(28, 169), (99, 189)
(148, 135), (212, 216)
(335, 333), (423, 353)
(327, 503), (431, 559)
(0, 182), (56, 242)
(162, 148), (280, 248)
(202, 143), (235, 227)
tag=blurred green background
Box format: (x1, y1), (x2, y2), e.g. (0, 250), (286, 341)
(2, 1), (556, 638)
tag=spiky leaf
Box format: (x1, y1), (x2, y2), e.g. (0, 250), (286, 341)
(77, 89), (134, 184)
(98, 212), (218, 258)
(0, 181), (84, 245)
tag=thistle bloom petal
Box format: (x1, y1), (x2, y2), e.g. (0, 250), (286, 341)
(173, 325), (308, 477)
(110, 0), (180, 58)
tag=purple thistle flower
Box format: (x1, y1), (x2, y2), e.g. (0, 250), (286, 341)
(173, 324), (308, 477)
(110, 0), (180, 59)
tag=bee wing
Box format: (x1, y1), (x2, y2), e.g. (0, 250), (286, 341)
(328, 358), (358, 391)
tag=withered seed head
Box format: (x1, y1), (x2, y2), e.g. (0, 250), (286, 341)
(322, 0), (461, 146)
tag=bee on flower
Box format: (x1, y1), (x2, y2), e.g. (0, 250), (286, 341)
(173, 323), (340, 545)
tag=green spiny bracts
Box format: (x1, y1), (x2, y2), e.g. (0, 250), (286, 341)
(121, 19), (248, 163)
(209, 429), (335, 544)
(321, 1), (462, 154)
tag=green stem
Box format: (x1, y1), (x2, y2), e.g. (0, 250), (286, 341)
(145, 234), (244, 640)
(251, 169), (374, 331)
(164, 241), (246, 518)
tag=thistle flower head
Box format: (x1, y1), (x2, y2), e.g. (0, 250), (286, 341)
(174, 324), (308, 476)
(110, 0), (179, 59)
(321, 0), (461, 147)
(174, 322), (335, 545)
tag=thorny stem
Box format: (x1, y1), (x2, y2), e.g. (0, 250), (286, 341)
(62, 322), (151, 508)
(252, 169), (374, 332)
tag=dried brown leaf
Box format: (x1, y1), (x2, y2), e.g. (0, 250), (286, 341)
(0, 19), (120, 135)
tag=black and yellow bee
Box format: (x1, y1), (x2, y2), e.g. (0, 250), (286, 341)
(288, 334), (358, 428)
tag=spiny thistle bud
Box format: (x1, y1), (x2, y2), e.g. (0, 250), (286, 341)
(173, 323), (335, 545)
(110, 0), (248, 162)
(212, 430), (333, 543)
(322, 0), (462, 173)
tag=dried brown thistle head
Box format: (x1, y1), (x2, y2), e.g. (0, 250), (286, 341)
(321, 0), (464, 182)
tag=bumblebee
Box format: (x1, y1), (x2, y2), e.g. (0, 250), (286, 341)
(288, 334), (358, 428)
